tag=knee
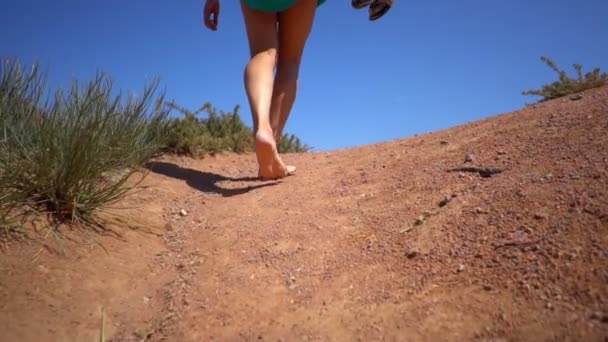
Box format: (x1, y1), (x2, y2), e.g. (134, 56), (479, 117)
(246, 48), (277, 70)
(276, 58), (301, 82)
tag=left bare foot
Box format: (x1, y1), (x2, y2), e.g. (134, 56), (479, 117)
(255, 129), (292, 180)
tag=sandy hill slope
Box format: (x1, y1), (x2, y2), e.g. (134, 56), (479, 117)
(1, 86), (607, 342)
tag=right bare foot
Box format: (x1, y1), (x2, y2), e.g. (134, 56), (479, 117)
(255, 129), (292, 180)
(273, 131), (297, 176)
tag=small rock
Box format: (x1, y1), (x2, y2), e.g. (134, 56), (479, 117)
(497, 150), (507, 155)
(414, 215), (425, 226)
(457, 264), (465, 272)
(590, 311), (608, 323)
(143, 296), (151, 304)
(546, 302), (554, 310)
(464, 153), (475, 163)
(475, 207), (488, 214)
(534, 213), (547, 220)
(405, 248), (419, 259)
(569, 94), (583, 101)
(483, 284), (494, 291)
(440, 140), (449, 145)
(438, 196), (452, 207)
(180, 209), (188, 216)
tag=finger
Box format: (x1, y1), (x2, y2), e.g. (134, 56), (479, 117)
(203, 7), (211, 29)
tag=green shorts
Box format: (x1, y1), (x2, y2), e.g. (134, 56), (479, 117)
(244, 0), (326, 13)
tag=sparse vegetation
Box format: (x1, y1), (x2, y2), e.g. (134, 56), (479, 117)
(523, 56), (608, 102)
(161, 101), (311, 156)
(278, 133), (310, 153)
(0, 57), (171, 226)
(162, 102), (253, 157)
(0, 57), (311, 231)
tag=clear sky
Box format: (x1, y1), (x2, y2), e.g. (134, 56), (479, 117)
(2, 0), (607, 151)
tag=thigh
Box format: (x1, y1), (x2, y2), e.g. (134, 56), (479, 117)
(277, 0), (318, 64)
(240, 0), (280, 57)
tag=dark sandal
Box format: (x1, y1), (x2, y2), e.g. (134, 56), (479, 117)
(352, 0), (373, 9)
(369, 0), (393, 20)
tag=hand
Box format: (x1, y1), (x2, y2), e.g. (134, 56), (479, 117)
(203, 0), (220, 31)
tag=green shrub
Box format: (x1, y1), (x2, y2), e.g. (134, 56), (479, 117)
(278, 133), (311, 153)
(0, 192), (15, 229)
(162, 101), (253, 157)
(162, 101), (310, 156)
(0, 57), (170, 225)
(523, 56), (608, 102)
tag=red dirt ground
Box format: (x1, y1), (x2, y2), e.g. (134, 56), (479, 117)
(1, 86), (607, 342)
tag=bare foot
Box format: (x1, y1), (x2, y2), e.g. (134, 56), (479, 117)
(255, 129), (292, 180)
(273, 131), (297, 175)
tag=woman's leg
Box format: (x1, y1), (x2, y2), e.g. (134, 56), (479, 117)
(269, 0), (318, 144)
(240, 0), (289, 179)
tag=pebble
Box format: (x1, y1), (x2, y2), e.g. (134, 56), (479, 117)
(180, 209), (188, 216)
(464, 153), (475, 163)
(590, 311), (608, 323)
(438, 196), (452, 207)
(475, 207), (488, 214)
(457, 264), (465, 272)
(405, 248), (419, 259)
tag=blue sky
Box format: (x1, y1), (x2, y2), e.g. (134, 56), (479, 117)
(2, 0), (607, 151)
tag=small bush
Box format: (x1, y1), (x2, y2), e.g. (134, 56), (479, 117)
(0, 57), (170, 225)
(161, 101), (310, 156)
(523, 56), (608, 102)
(278, 133), (311, 153)
(0, 192), (15, 229)
(162, 102), (254, 157)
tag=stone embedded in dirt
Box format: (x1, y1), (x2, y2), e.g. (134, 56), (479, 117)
(405, 248), (419, 259)
(475, 207), (488, 214)
(590, 311), (608, 323)
(457, 264), (465, 272)
(482, 284), (494, 291)
(414, 215), (425, 226)
(440, 140), (449, 145)
(180, 209), (188, 216)
(534, 213), (548, 220)
(464, 153), (475, 163)
(438, 195), (452, 207)
(569, 94), (583, 101)
(449, 166), (504, 178)
(497, 150), (507, 155)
